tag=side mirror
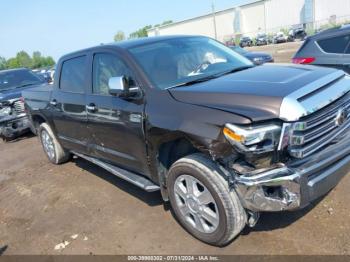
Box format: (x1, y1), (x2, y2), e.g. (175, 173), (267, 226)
(108, 76), (130, 97)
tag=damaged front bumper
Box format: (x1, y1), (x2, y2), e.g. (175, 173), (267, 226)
(233, 132), (350, 212)
(0, 114), (31, 140)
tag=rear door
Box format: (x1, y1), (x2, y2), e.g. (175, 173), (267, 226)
(50, 55), (89, 153)
(86, 51), (149, 175)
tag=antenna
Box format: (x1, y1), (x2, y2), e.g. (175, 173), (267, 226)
(212, 0), (218, 40)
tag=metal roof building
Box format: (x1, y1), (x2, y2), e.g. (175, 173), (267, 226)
(147, 0), (350, 42)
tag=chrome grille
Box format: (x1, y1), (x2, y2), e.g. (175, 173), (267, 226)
(289, 92), (350, 158)
(13, 100), (25, 115)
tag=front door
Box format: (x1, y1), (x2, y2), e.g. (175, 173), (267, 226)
(86, 52), (148, 175)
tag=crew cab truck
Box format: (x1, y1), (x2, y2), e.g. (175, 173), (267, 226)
(23, 36), (350, 246)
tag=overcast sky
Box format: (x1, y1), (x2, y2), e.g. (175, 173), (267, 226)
(0, 0), (249, 61)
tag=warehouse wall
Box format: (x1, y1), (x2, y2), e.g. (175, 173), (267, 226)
(240, 1), (266, 35)
(148, 9), (236, 41)
(148, 15), (216, 38)
(148, 0), (350, 39)
(264, 0), (306, 31)
(314, 0), (350, 22)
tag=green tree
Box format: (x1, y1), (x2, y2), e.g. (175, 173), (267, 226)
(0, 56), (7, 70)
(2, 51), (55, 70)
(6, 57), (20, 69)
(114, 31), (126, 42)
(16, 51), (32, 68)
(43, 56), (55, 67)
(161, 20), (173, 26)
(32, 51), (43, 68)
(129, 25), (152, 39)
(154, 20), (173, 28)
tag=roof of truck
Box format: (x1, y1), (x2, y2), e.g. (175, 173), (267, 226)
(59, 35), (205, 60)
(108, 35), (200, 48)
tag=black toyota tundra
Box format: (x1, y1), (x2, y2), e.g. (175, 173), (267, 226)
(23, 36), (350, 246)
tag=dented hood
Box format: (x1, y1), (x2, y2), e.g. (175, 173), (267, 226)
(169, 64), (346, 122)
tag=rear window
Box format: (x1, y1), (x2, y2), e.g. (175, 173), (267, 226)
(317, 34), (350, 53)
(60, 56), (87, 93)
(0, 69), (43, 91)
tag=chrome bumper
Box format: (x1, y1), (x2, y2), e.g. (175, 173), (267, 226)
(234, 132), (350, 212)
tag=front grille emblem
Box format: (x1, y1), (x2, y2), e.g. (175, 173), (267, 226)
(335, 108), (348, 127)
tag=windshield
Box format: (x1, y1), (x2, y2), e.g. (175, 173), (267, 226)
(0, 69), (44, 91)
(128, 37), (253, 89)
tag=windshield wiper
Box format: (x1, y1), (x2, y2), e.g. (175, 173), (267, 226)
(167, 65), (254, 89)
(17, 83), (40, 89)
(215, 65), (254, 77)
(167, 75), (218, 89)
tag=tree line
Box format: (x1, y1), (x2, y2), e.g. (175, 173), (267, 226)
(0, 51), (55, 71)
(114, 20), (173, 42)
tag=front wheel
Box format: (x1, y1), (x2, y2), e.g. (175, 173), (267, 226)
(167, 154), (247, 246)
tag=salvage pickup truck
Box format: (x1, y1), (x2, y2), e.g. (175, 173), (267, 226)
(23, 36), (350, 246)
(0, 68), (45, 140)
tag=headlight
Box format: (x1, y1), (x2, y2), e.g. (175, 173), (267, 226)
(223, 123), (281, 153)
(253, 57), (263, 62)
(0, 106), (11, 117)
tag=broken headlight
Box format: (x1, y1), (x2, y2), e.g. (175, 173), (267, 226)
(223, 123), (281, 154)
(0, 106), (11, 118)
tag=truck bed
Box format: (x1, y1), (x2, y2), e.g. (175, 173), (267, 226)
(22, 84), (52, 111)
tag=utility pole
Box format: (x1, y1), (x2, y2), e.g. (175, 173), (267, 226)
(212, 0), (218, 40)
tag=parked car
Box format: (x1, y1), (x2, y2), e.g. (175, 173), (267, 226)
(35, 71), (52, 83)
(255, 33), (268, 46)
(0, 68), (45, 140)
(239, 36), (253, 47)
(288, 26), (307, 41)
(273, 31), (288, 44)
(229, 46), (274, 65)
(23, 35), (350, 246)
(292, 25), (350, 73)
(33, 67), (54, 83)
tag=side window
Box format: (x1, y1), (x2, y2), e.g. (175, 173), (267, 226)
(317, 35), (350, 54)
(93, 53), (133, 95)
(60, 56), (87, 93)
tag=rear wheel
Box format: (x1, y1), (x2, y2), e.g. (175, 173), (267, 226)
(167, 154), (247, 246)
(39, 123), (71, 164)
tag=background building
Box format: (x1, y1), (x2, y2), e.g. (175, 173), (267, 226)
(147, 0), (350, 42)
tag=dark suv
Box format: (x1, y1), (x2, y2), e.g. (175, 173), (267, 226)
(23, 36), (350, 246)
(293, 25), (350, 73)
(239, 36), (253, 47)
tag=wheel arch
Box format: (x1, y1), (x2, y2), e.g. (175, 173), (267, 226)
(151, 131), (233, 201)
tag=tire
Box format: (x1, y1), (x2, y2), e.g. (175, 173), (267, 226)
(38, 123), (71, 164)
(167, 153), (247, 246)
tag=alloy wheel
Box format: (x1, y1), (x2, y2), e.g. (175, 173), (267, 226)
(41, 130), (55, 160)
(174, 174), (219, 234)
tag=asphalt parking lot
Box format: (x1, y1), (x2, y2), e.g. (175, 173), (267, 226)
(1, 41), (350, 255)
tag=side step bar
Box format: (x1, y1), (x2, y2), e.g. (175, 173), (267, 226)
(72, 151), (160, 192)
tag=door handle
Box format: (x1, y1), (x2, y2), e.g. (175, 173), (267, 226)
(50, 99), (57, 106)
(86, 103), (97, 112)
